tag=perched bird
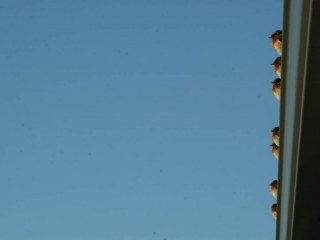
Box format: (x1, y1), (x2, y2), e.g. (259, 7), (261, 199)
(272, 78), (281, 101)
(272, 57), (282, 78)
(271, 203), (278, 219)
(272, 126), (280, 146)
(270, 143), (279, 160)
(270, 180), (278, 199)
(270, 30), (283, 55)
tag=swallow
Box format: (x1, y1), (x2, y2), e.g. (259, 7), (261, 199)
(272, 78), (281, 101)
(270, 143), (279, 160)
(270, 180), (278, 199)
(272, 57), (282, 78)
(271, 203), (277, 219)
(272, 126), (280, 146)
(269, 30), (283, 55)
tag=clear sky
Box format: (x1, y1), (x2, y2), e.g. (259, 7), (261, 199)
(0, 0), (282, 239)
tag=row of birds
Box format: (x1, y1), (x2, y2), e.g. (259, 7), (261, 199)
(269, 29), (282, 220)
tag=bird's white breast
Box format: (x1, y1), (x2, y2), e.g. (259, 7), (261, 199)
(273, 39), (282, 55)
(272, 86), (281, 101)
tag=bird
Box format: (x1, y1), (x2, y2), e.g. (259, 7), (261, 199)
(269, 30), (283, 55)
(270, 180), (278, 199)
(270, 143), (279, 160)
(272, 57), (282, 78)
(272, 78), (281, 101)
(271, 203), (278, 219)
(272, 126), (280, 146)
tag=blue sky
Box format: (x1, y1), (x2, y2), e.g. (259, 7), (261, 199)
(0, 1), (282, 239)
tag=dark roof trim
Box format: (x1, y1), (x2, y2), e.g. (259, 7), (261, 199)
(277, 0), (313, 239)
